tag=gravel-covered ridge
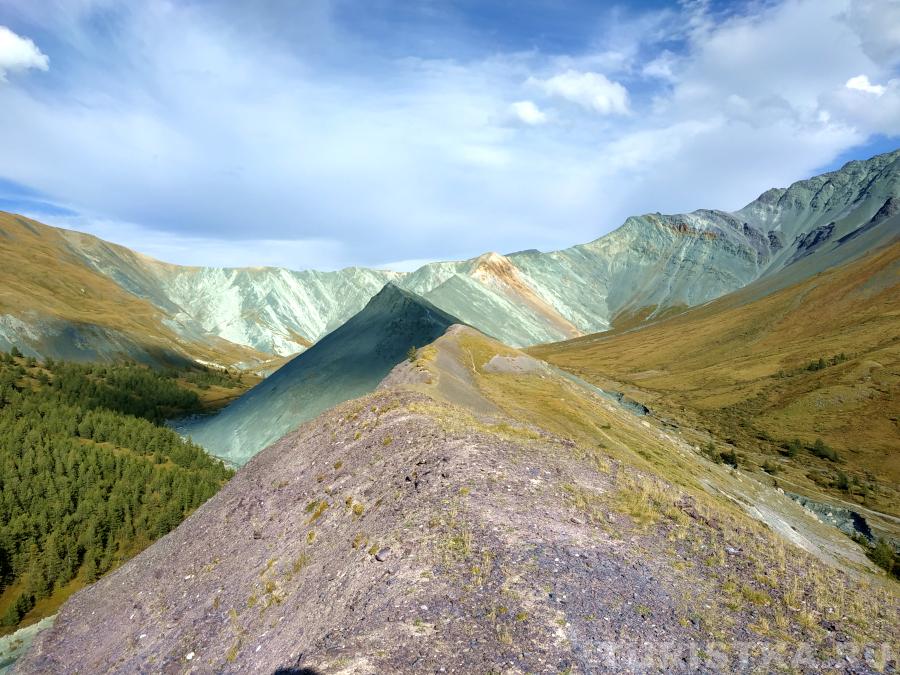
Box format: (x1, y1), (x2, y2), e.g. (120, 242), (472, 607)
(17, 387), (897, 674)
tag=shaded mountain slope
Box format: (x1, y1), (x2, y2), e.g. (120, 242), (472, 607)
(180, 284), (460, 465)
(0, 213), (268, 368)
(531, 229), (900, 530)
(17, 326), (897, 673)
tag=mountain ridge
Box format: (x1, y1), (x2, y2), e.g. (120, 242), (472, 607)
(16, 323), (897, 674)
(0, 212), (272, 369)
(1, 148), (897, 362)
(180, 283), (462, 464)
(531, 233), (900, 529)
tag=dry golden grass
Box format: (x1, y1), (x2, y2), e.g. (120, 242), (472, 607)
(379, 325), (900, 649)
(429, 329), (899, 647)
(531, 242), (900, 518)
(0, 211), (269, 367)
(609, 302), (689, 332)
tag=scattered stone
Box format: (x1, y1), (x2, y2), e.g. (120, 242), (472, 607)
(15, 380), (897, 674)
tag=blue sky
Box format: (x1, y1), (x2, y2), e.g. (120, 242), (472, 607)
(0, 0), (898, 271)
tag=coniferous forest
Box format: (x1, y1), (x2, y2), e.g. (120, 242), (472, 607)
(0, 350), (234, 633)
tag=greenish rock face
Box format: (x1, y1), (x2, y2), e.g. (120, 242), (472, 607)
(422, 273), (574, 346)
(3, 149), (898, 363)
(416, 149), (899, 341)
(63, 150), (900, 354)
(178, 284), (460, 465)
(178, 149), (898, 465)
(0, 615), (54, 674)
(55, 234), (403, 357)
(154, 266), (404, 355)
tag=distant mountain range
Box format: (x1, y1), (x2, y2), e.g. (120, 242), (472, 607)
(7, 151), (900, 674)
(3, 149), (897, 366)
(171, 149), (899, 464)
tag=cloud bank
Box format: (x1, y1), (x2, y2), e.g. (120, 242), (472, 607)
(0, 0), (897, 270)
(529, 70), (630, 115)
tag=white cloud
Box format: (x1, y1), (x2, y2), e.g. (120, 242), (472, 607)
(509, 100), (547, 125)
(0, 0), (896, 269)
(845, 73), (886, 95)
(0, 25), (48, 81)
(826, 76), (900, 135)
(642, 51), (678, 81)
(843, 0), (900, 68)
(529, 70), (629, 115)
(667, 0), (874, 111)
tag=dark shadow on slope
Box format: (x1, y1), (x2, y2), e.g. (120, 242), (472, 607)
(272, 668), (322, 675)
(0, 317), (196, 369)
(183, 283), (462, 465)
(786, 222), (835, 264)
(836, 196), (898, 245)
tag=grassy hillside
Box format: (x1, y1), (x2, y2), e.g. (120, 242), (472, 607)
(0, 352), (241, 634)
(0, 212), (270, 367)
(19, 326), (897, 673)
(399, 326), (885, 569)
(531, 241), (900, 527)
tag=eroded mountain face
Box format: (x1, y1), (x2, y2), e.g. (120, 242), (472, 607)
(17, 327), (897, 674)
(4, 150), (897, 361)
(179, 284), (461, 464)
(0, 212), (271, 369)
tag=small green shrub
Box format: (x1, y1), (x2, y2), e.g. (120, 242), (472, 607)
(806, 357), (827, 372)
(782, 439), (802, 458)
(810, 438), (839, 462)
(834, 470), (850, 491)
(869, 538), (900, 579)
(720, 449), (738, 468)
(701, 442), (722, 463)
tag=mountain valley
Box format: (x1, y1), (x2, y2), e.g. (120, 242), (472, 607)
(5, 0), (900, 669)
(2, 150), (899, 673)
(16, 326), (899, 673)
(532, 205), (900, 528)
(5, 151), (897, 369)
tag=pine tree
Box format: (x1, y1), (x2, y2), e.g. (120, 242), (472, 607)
(0, 355), (233, 631)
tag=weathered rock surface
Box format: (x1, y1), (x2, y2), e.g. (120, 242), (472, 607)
(18, 330), (898, 674)
(5, 150), (897, 359)
(179, 284), (460, 464)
